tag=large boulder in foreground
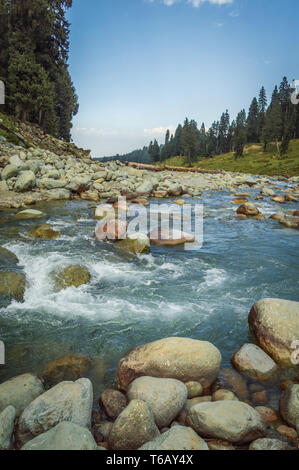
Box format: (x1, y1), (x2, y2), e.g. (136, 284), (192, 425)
(280, 384), (299, 428)
(0, 374), (44, 417)
(108, 399), (160, 450)
(117, 337), (222, 391)
(127, 376), (187, 428)
(139, 426), (209, 451)
(21, 421), (97, 451)
(231, 343), (278, 382)
(186, 401), (266, 444)
(248, 298), (299, 366)
(17, 378), (93, 445)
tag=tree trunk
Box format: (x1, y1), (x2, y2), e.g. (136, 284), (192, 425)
(276, 139), (281, 157)
(21, 106), (27, 123)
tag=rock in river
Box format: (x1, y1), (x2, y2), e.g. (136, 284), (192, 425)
(248, 298), (299, 366)
(0, 374), (44, 417)
(108, 399), (160, 450)
(186, 401), (266, 444)
(29, 224), (60, 240)
(53, 265), (91, 291)
(41, 355), (92, 388)
(127, 376), (188, 428)
(280, 384), (299, 428)
(117, 233), (150, 254)
(0, 271), (26, 304)
(99, 389), (127, 420)
(148, 228), (195, 246)
(0, 406), (16, 450)
(21, 421), (97, 451)
(139, 425), (209, 451)
(236, 203), (260, 217)
(17, 378), (93, 445)
(0, 247), (19, 266)
(117, 337), (222, 391)
(231, 343), (278, 382)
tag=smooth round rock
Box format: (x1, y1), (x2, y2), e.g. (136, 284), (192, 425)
(0, 374), (44, 417)
(117, 337), (222, 391)
(139, 425), (209, 450)
(231, 343), (278, 382)
(100, 389), (127, 420)
(249, 438), (290, 451)
(0, 405), (16, 450)
(280, 384), (299, 428)
(127, 376), (188, 428)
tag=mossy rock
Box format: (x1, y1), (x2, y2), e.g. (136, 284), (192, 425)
(54, 265), (91, 291)
(117, 233), (150, 255)
(29, 224), (60, 240)
(41, 354), (92, 388)
(0, 247), (19, 267)
(0, 271), (26, 304)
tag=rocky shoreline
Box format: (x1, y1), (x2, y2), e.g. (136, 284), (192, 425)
(0, 297), (298, 451)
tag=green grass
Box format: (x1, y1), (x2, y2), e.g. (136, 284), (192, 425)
(161, 140), (299, 177)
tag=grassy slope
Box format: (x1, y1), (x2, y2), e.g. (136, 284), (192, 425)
(162, 140), (299, 177)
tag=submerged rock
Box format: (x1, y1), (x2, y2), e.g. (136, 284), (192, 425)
(139, 426), (209, 451)
(248, 298), (299, 366)
(0, 247), (19, 266)
(0, 406), (16, 450)
(212, 368), (249, 401)
(17, 378), (93, 445)
(0, 374), (44, 417)
(41, 355), (92, 388)
(21, 421), (97, 451)
(53, 265), (91, 291)
(186, 401), (266, 443)
(29, 224), (60, 240)
(127, 376), (187, 428)
(108, 399), (160, 450)
(231, 343), (278, 382)
(0, 271), (26, 303)
(117, 337), (222, 391)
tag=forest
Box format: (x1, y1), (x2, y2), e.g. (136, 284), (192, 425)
(0, 0), (78, 142)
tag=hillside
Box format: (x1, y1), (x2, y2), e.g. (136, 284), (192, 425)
(160, 140), (299, 177)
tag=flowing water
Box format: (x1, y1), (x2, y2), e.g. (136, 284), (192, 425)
(0, 184), (298, 399)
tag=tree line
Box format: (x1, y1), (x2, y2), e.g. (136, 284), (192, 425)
(0, 0), (78, 142)
(147, 76), (299, 165)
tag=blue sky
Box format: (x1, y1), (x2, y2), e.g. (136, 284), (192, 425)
(68, 0), (298, 157)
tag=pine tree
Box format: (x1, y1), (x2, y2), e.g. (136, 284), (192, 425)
(262, 90), (282, 155)
(181, 118), (199, 166)
(257, 86), (267, 140)
(234, 109), (247, 158)
(247, 97), (259, 143)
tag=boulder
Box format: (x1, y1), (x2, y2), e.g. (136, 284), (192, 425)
(248, 298), (299, 366)
(186, 401), (266, 443)
(0, 406), (16, 450)
(1, 164), (19, 180)
(17, 378), (93, 445)
(280, 384), (299, 428)
(231, 343), (278, 382)
(117, 337), (222, 391)
(41, 355), (92, 388)
(29, 224), (60, 240)
(271, 195), (285, 203)
(108, 400), (160, 450)
(94, 204), (114, 220)
(236, 203), (260, 217)
(249, 438), (290, 451)
(212, 389), (238, 401)
(21, 421), (97, 451)
(38, 178), (66, 190)
(15, 171), (36, 192)
(127, 377), (187, 428)
(0, 271), (26, 304)
(261, 188), (275, 197)
(279, 215), (299, 229)
(178, 396), (212, 424)
(117, 233), (150, 254)
(0, 374), (44, 417)
(53, 265), (91, 291)
(139, 426), (209, 451)
(255, 406), (279, 424)
(0, 247), (19, 266)
(136, 181), (153, 194)
(99, 389), (127, 420)
(44, 189), (70, 200)
(80, 190), (99, 202)
(14, 209), (44, 220)
(148, 228), (195, 246)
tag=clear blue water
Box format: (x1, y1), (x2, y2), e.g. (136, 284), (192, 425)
(0, 185), (298, 397)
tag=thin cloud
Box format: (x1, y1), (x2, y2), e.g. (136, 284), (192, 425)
(145, 0), (234, 7)
(144, 125), (176, 136)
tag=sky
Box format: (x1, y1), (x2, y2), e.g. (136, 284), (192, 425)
(68, 0), (298, 157)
